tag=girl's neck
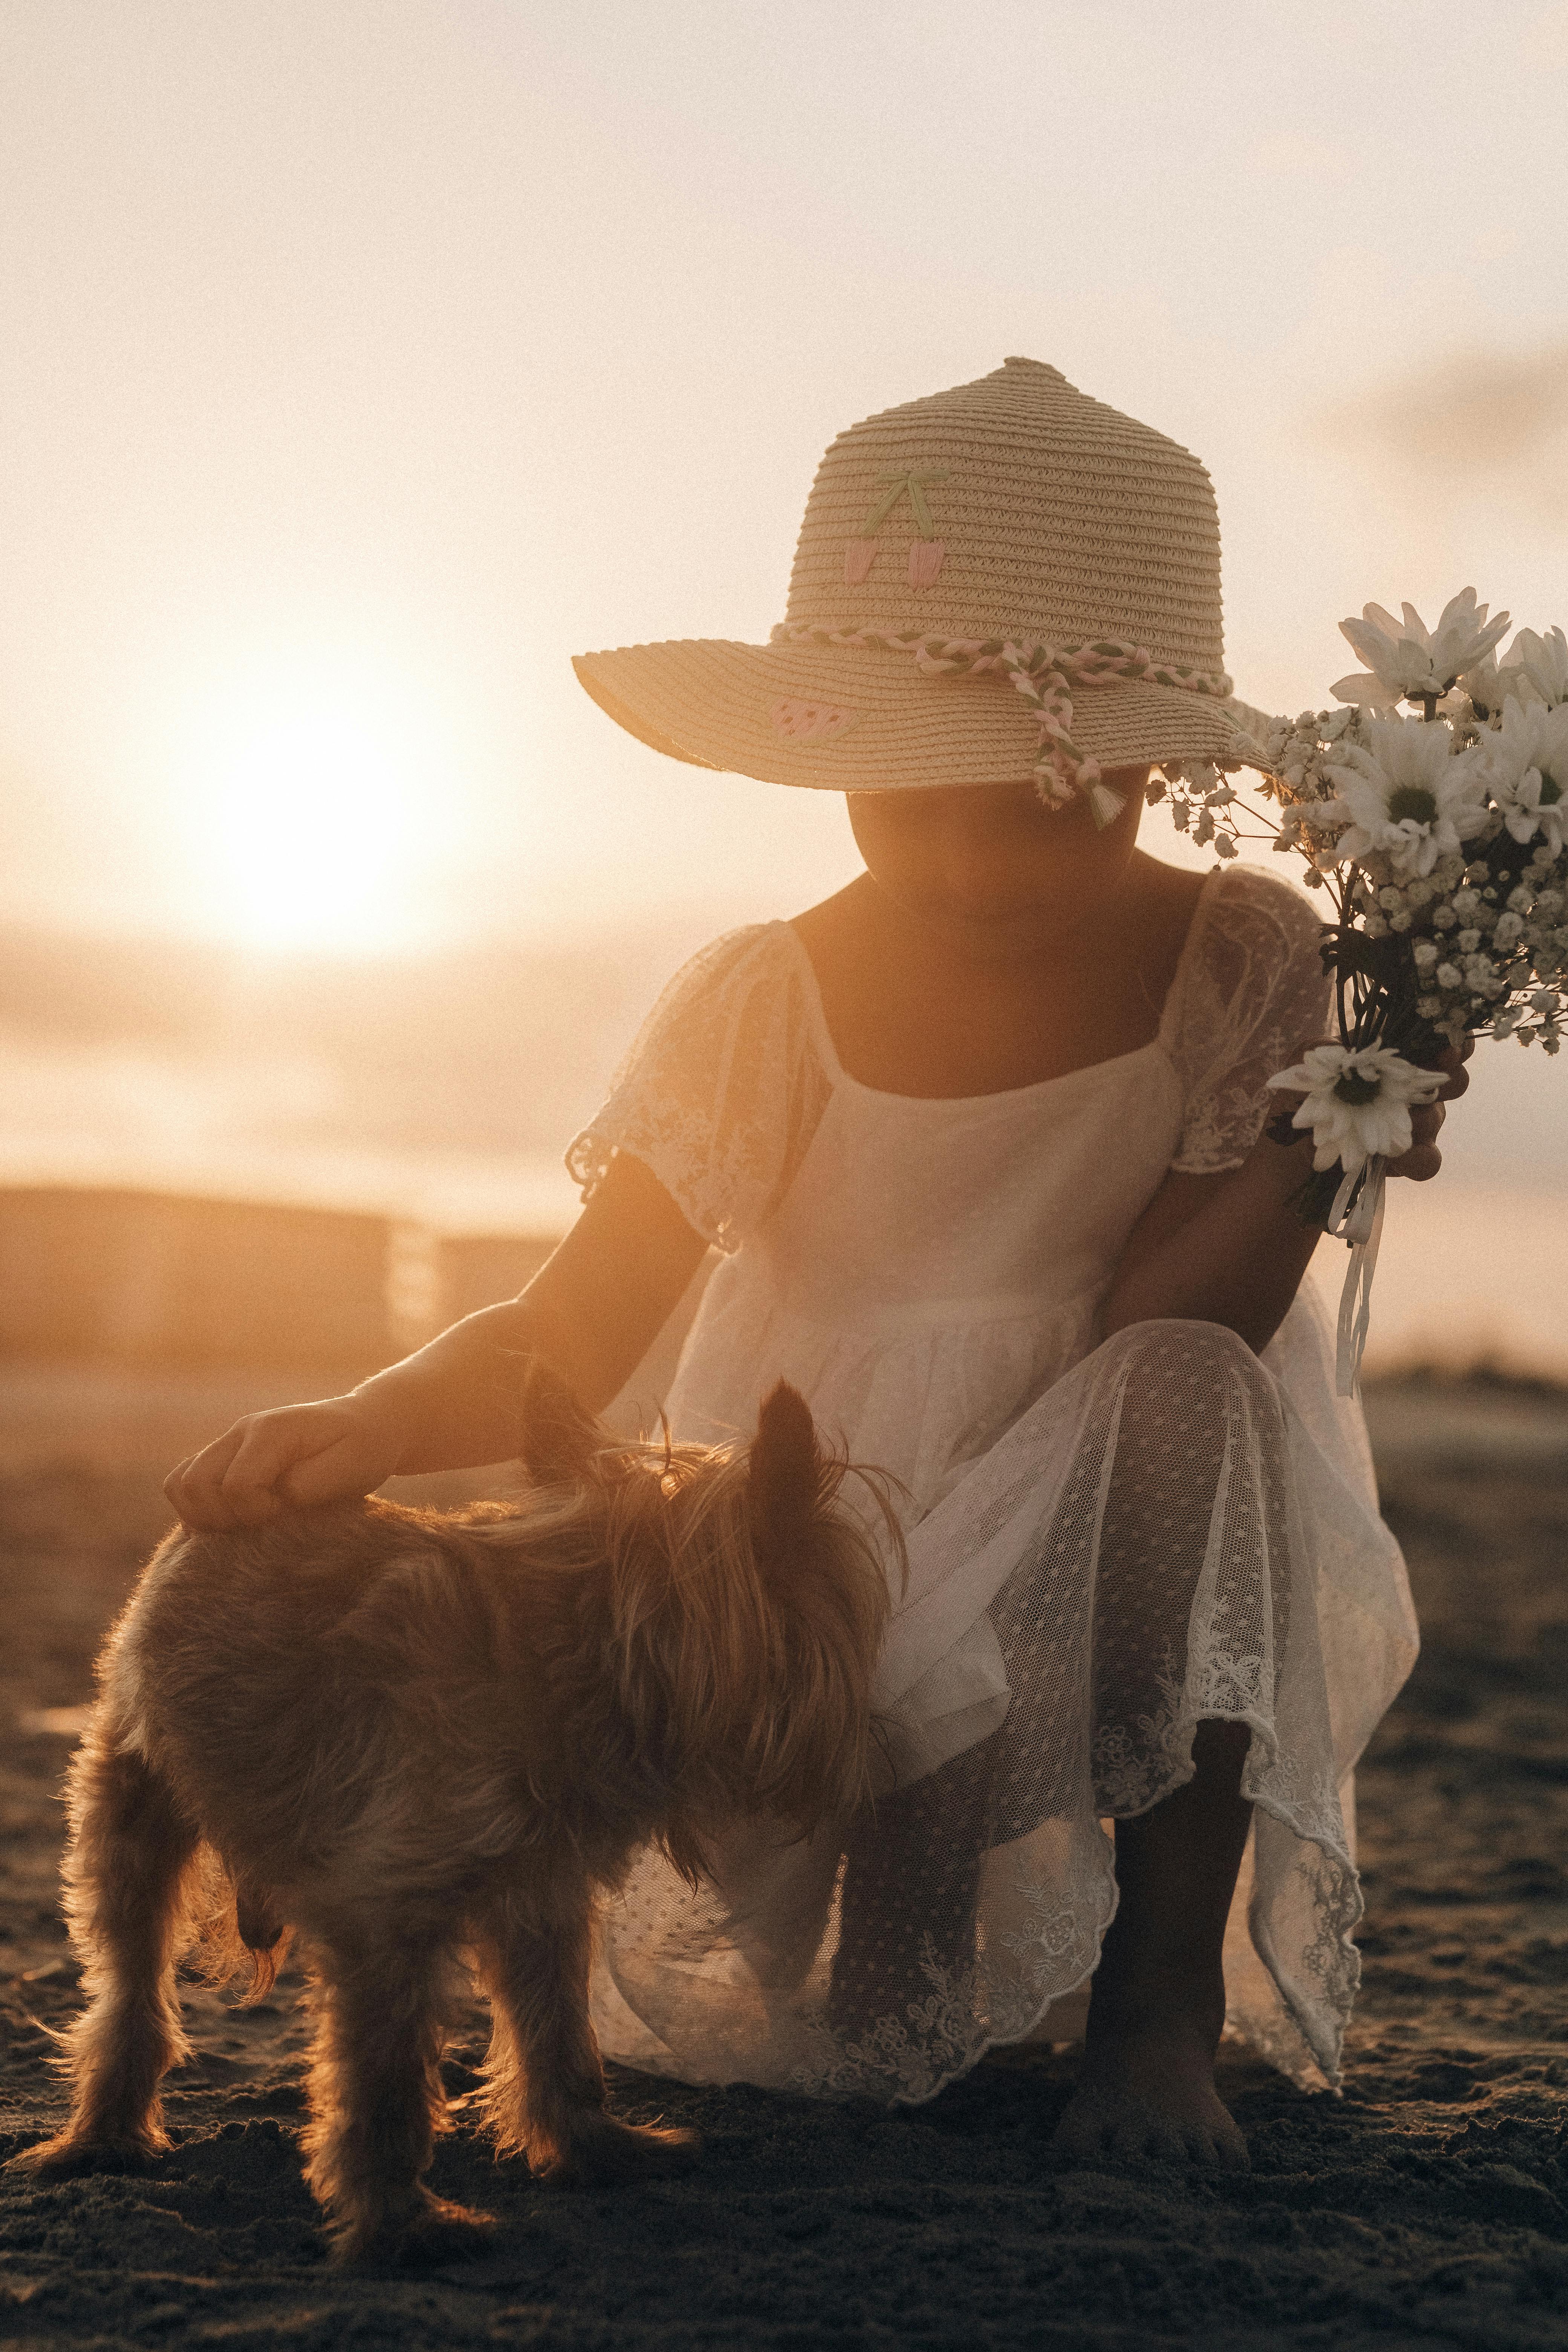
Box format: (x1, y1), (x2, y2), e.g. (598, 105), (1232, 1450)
(851, 855), (1144, 975)
(790, 853), (1210, 1101)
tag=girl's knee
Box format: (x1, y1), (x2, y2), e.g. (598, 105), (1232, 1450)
(1096, 1317), (1275, 1406)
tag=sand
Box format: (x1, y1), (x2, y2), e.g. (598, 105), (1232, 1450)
(2, 1369), (1566, 2349)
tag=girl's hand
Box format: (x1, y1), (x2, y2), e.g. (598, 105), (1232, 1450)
(163, 1153), (710, 1535)
(1106, 1040), (1472, 1357)
(1271, 1038), (1473, 1184)
(164, 1391), (413, 1531)
(1386, 1040), (1471, 1182)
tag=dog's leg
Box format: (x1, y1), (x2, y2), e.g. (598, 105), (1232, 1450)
(474, 1888), (697, 2186)
(7, 1725), (199, 2178)
(299, 1920), (493, 2266)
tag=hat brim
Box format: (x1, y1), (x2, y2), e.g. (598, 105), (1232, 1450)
(573, 636), (1272, 792)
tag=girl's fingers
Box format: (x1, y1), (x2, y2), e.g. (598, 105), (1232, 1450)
(1391, 1103), (1444, 1181)
(165, 1425), (251, 1527)
(1435, 1044), (1471, 1101)
(216, 1413), (341, 1525)
(164, 1403), (376, 1530)
(1387, 1094), (1447, 1182)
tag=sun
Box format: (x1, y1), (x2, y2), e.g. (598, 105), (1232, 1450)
(183, 666), (443, 955)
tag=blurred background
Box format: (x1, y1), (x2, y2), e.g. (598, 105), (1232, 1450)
(2, 0), (1566, 1389)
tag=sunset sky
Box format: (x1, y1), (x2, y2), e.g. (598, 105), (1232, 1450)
(4, 0), (1568, 954)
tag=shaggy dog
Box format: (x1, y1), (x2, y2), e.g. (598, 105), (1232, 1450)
(7, 1376), (891, 2263)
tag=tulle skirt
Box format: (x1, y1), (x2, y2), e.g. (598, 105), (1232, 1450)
(590, 1318), (1418, 2102)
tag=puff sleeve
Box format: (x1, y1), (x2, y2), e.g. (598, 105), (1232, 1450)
(565, 925), (831, 1253)
(1169, 870), (1333, 1176)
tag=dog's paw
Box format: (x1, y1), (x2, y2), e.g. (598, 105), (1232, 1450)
(394, 2197), (497, 2268)
(331, 2192), (496, 2271)
(5, 2132), (164, 2181)
(540, 2110), (700, 2188)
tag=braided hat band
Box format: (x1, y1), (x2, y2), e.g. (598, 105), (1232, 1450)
(573, 358), (1266, 802)
(768, 621), (1234, 826)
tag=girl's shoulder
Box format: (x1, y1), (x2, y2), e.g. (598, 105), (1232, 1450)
(570, 920), (830, 1249)
(619, 920), (816, 1055)
(650, 919), (806, 1006)
(1165, 867), (1332, 1171)
(615, 917), (824, 1087)
(1203, 860), (1327, 951)
(1180, 861), (1328, 1005)
(1167, 862), (1329, 1055)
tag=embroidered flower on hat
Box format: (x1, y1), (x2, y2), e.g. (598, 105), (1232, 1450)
(843, 468), (950, 590)
(771, 698), (859, 743)
(907, 540), (945, 590)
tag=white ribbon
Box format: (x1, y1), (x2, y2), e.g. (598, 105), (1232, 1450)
(1326, 1154), (1387, 1397)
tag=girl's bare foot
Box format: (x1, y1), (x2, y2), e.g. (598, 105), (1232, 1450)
(1050, 1721), (1254, 2170)
(1052, 1990), (1248, 2168)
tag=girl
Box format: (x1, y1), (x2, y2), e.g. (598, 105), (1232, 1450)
(169, 359), (1461, 2167)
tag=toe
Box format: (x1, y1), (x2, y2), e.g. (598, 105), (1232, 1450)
(1111, 2111), (1183, 2163)
(1048, 2101), (1108, 2161)
(1180, 2115), (1250, 2170)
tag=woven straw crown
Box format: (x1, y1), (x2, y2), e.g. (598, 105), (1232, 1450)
(574, 357), (1263, 797)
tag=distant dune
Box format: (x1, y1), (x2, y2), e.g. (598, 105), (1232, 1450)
(0, 919), (718, 1162)
(3, 919), (1567, 1377)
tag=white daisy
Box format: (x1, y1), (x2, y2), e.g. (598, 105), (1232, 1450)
(1331, 589), (1511, 710)
(1319, 715), (1488, 878)
(1268, 1043), (1444, 1176)
(1456, 643), (1536, 719)
(1473, 700), (1568, 855)
(1510, 625), (1568, 710)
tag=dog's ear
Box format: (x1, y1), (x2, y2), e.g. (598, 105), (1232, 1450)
(747, 1381), (821, 1570)
(518, 1358), (602, 1486)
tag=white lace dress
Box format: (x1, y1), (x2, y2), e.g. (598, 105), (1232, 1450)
(567, 865), (1418, 2102)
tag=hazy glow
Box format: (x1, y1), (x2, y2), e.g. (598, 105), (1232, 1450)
(184, 676), (430, 952)
(2, 0), (1567, 947)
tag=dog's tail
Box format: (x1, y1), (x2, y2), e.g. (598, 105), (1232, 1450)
(234, 1876), (291, 2001)
(188, 1862), (292, 2002)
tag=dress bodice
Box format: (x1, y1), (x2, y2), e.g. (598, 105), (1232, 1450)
(755, 964), (1182, 1335)
(570, 864), (1332, 1509)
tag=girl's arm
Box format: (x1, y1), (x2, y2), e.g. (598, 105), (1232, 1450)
(165, 1153), (709, 1529)
(1101, 1044), (1468, 1354)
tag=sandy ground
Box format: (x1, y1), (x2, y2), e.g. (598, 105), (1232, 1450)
(2, 1366), (1566, 2349)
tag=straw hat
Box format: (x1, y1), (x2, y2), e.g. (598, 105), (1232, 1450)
(573, 357), (1268, 822)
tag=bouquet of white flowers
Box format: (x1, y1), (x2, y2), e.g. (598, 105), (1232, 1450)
(1149, 590), (1568, 1392)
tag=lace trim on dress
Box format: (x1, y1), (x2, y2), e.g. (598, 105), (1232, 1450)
(1166, 868), (1331, 1176)
(566, 925), (833, 1254)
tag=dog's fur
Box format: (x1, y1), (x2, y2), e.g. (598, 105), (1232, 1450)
(7, 1375), (891, 2263)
